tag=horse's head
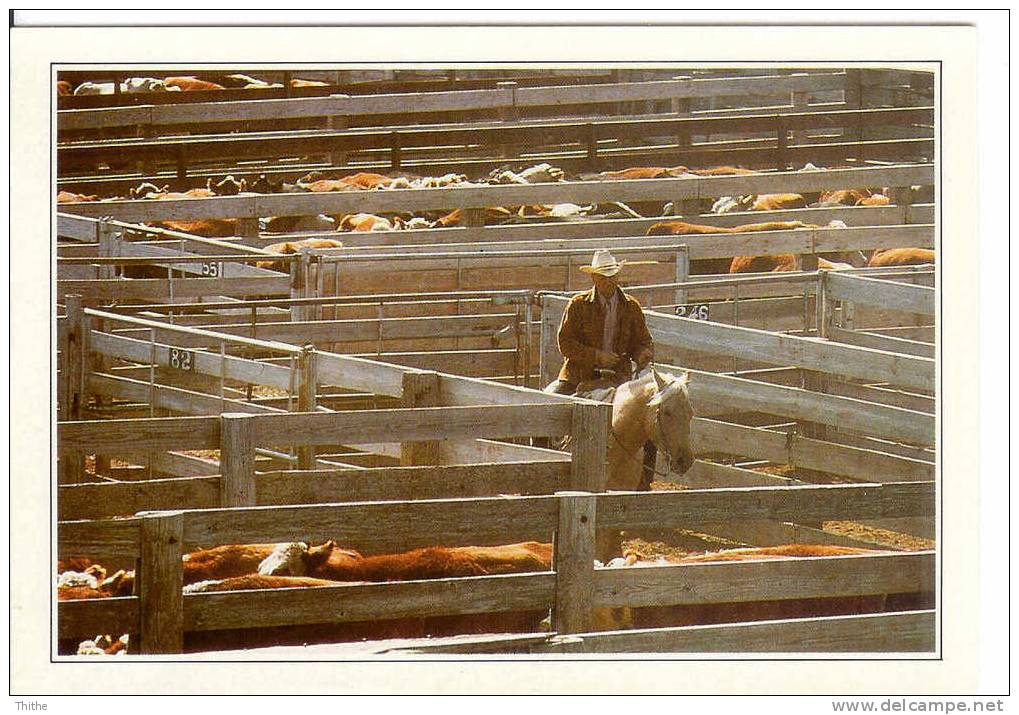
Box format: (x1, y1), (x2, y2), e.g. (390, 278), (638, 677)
(648, 369), (695, 475)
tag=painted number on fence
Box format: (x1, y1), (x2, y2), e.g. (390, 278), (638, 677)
(168, 348), (196, 371)
(676, 304), (710, 321)
(200, 261), (223, 278)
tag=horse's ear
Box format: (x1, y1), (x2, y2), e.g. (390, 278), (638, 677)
(676, 371), (690, 387)
(652, 368), (668, 393)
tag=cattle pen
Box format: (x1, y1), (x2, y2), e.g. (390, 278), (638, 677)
(54, 64), (938, 657)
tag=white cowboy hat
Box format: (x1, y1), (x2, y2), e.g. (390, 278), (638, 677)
(579, 249), (624, 277)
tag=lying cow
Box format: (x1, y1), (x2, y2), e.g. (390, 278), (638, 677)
(336, 213), (397, 232)
(646, 219), (838, 274)
(256, 238), (344, 272)
(56, 190), (99, 204)
(148, 219), (238, 238)
(163, 76), (225, 92)
(248, 174), (302, 194)
(263, 214), (336, 233)
(728, 220), (864, 273)
(431, 206), (516, 227)
(867, 248), (935, 267)
(257, 540), (553, 581)
(814, 188), (890, 207)
(487, 162), (566, 185)
(73, 77), (179, 95)
(300, 172), (394, 193)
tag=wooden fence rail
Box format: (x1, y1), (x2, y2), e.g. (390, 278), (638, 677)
(58, 106), (933, 167)
(57, 72), (852, 132)
(540, 294), (934, 392)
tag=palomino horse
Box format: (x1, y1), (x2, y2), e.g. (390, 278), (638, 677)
(571, 368), (696, 560)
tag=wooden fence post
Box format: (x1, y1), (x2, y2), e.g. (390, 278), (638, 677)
(59, 295), (86, 484)
(775, 119), (789, 172)
(401, 371), (442, 466)
(297, 345), (318, 469)
(328, 95), (350, 168)
(791, 83), (810, 147)
(538, 300), (563, 388)
(220, 413), (256, 506)
(496, 81), (518, 159)
(569, 401), (612, 559)
(672, 76), (693, 157)
(816, 269), (833, 339)
(844, 68), (864, 150)
(553, 492), (596, 635)
(569, 401), (611, 492)
(289, 255), (303, 322)
(137, 512), (184, 654)
(236, 218), (260, 239)
(674, 245), (690, 307)
(61, 295), (83, 422)
(584, 123), (598, 171)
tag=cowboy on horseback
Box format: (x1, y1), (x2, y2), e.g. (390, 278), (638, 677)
(545, 249), (654, 396)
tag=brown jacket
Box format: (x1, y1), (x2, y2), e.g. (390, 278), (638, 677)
(557, 287), (654, 384)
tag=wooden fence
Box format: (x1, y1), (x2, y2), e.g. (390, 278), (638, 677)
(58, 105), (933, 180)
(819, 270), (936, 358)
(57, 71), (853, 133)
(57, 478), (934, 654)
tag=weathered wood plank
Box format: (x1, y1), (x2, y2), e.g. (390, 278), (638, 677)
(554, 494), (597, 634)
(58, 476), (221, 520)
(643, 308), (934, 392)
(547, 610), (936, 653)
(89, 372), (286, 417)
(659, 364), (934, 446)
(90, 331), (295, 391)
(830, 327), (935, 359)
(246, 404), (574, 446)
(57, 597), (140, 641)
(58, 276), (292, 302)
(181, 496), (560, 552)
(220, 414), (256, 507)
(256, 461), (570, 503)
(184, 572), (554, 632)
(569, 403), (611, 492)
(692, 418), (934, 481)
(58, 518), (142, 558)
(826, 271), (935, 315)
(59, 415), (220, 452)
(137, 513), (184, 654)
(597, 481), (934, 530)
(594, 551), (933, 608)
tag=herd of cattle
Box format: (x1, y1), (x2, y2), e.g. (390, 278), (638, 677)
(58, 540), (931, 654)
(58, 74), (330, 96)
(57, 161), (934, 274)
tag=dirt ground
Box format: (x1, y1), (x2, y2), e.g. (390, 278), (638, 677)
(623, 468), (935, 559)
